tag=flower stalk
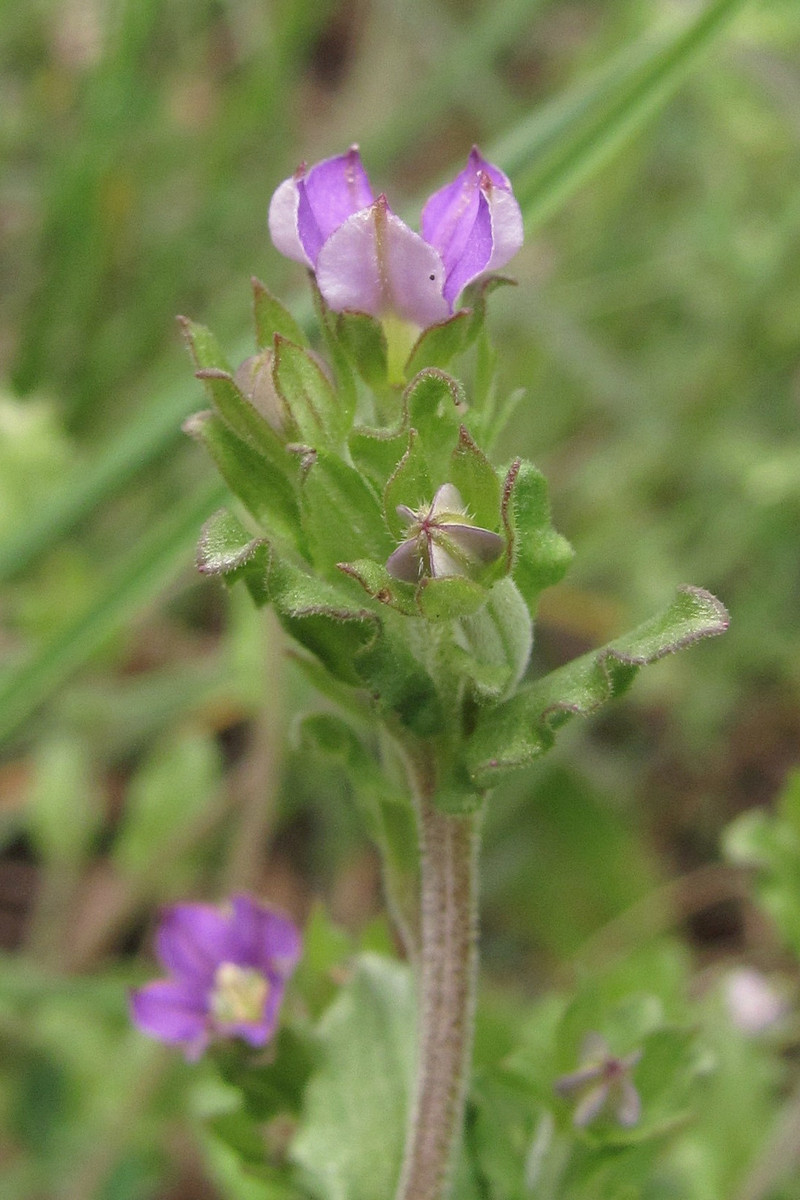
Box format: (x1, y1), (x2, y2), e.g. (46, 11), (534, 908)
(396, 743), (482, 1200)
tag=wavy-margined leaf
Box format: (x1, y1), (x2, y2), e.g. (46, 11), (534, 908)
(467, 586), (729, 786)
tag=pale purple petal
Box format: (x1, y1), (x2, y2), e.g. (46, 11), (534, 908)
(429, 540), (466, 578)
(484, 180), (524, 272)
(421, 149), (484, 278)
(227, 895), (301, 977)
(268, 170), (309, 266)
(617, 1079), (642, 1128)
(130, 980), (207, 1044)
(439, 193), (493, 306)
(269, 149), (374, 269)
(429, 483), (466, 517)
(555, 1062), (605, 1095)
(300, 147), (374, 260)
(573, 1082), (610, 1128)
(386, 539), (422, 582)
(421, 147), (522, 306)
(259, 911), (303, 978)
(155, 903), (235, 986)
(315, 197), (450, 328)
(438, 524), (504, 564)
(387, 540), (423, 582)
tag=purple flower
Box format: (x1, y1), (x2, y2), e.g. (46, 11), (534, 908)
(130, 895), (301, 1061)
(268, 146), (522, 330)
(386, 483), (505, 583)
(555, 1034), (642, 1129)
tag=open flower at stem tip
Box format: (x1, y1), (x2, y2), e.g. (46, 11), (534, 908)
(130, 895), (301, 1061)
(268, 145), (523, 332)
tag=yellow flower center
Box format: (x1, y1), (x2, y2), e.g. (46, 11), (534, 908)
(210, 962), (269, 1025)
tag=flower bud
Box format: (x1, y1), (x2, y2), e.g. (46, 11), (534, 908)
(234, 351), (286, 436)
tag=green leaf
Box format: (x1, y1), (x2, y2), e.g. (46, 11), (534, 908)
(272, 337), (348, 449)
(383, 430), (432, 539)
(252, 276), (308, 350)
(335, 311), (388, 389)
(185, 412), (300, 545)
(415, 574), (488, 622)
(449, 426), (502, 531)
(197, 509), (270, 606)
(502, 459), (574, 615)
(300, 453), (391, 572)
(179, 315), (232, 373)
(291, 955), (415, 1200)
(405, 310), (472, 376)
(403, 369), (466, 482)
(467, 586), (729, 785)
(338, 560), (418, 616)
(349, 425), (408, 491)
(265, 553), (379, 688)
(181, 318), (289, 463)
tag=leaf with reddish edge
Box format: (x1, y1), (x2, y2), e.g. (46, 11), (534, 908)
(466, 586), (730, 786)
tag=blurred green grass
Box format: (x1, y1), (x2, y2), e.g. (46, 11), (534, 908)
(2, 0), (800, 1196)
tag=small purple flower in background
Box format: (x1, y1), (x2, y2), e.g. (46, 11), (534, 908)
(268, 145), (523, 332)
(130, 895), (301, 1061)
(555, 1033), (642, 1129)
(386, 483), (505, 583)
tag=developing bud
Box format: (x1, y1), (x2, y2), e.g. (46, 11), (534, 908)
(234, 351), (287, 435)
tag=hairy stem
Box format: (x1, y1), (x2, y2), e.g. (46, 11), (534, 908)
(395, 745), (481, 1200)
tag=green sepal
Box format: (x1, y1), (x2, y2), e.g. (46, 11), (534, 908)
(178, 315), (231, 373)
(180, 317), (289, 461)
(405, 309), (472, 376)
(310, 274), (358, 419)
(454, 576), (533, 701)
(404, 369), (465, 481)
(349, 424), (409, 490)
(383, 429), (432, 539)
(449, 425), (502, 531)
(336, 311), (388, 389)
(338, 560), (418, 616)
(460, 274), (517, 343)
(300, 452), (392, 573)
(251, 275), (308, 349)
(196, 508), (270, 606)
(415, 574), (488, 621)
(183, 411), (300, 547)
(502, 458), (575, 615)
(272, 336), (350, 450)
(466, 586), (729, 786)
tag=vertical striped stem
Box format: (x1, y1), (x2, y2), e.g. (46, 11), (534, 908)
(395, 746), (481, 1200)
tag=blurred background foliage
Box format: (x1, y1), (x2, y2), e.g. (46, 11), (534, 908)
(2, 0), (800, 1196)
